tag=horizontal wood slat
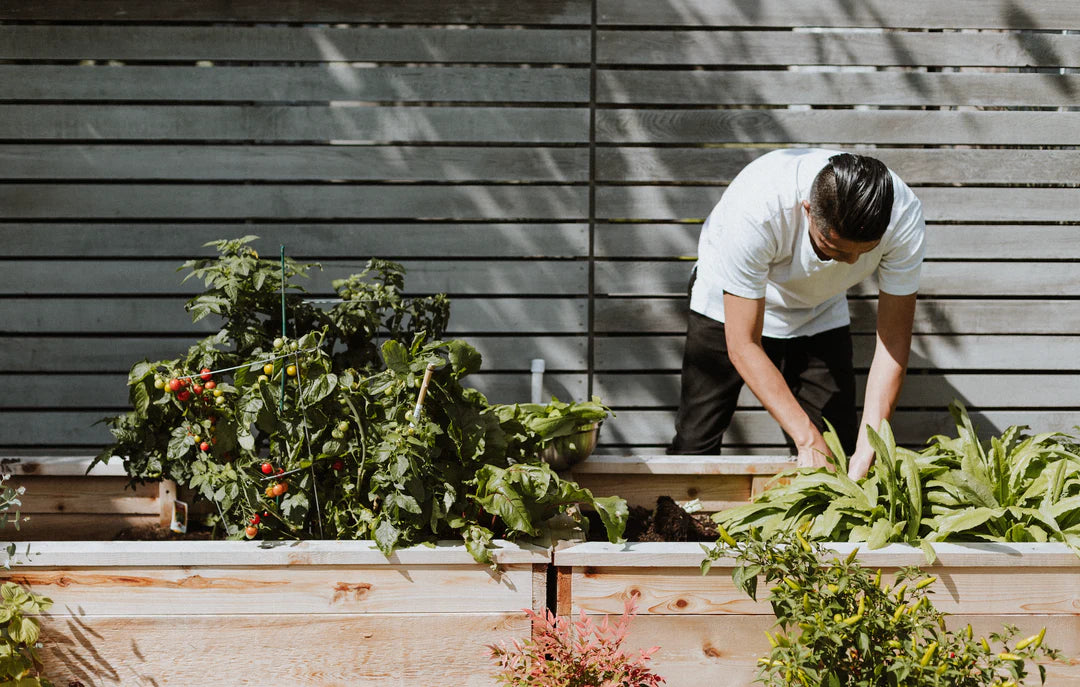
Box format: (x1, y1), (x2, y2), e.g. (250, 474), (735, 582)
(1, 223), (589, 259)
(8, 565), (535, 614)
(0, 297), (589, 334)
(33, 614), (530, 687)
(596, 147), (1080, 184)
(0, 105), (590, 143)
(595, 224), (1080, 261)
(1, 260), (589, 296)
(0, 66), (589, 103)
(0, 336), (589, 373)
(596, 262), (1080, 298)
(594, 298), (1080, 335)
(596, 186), (1080, 222)
(598, 71), (1080, 107)
(598, 0), (1080, 30)
(599, 29), (1080, 68)
(3, 514), (158, 541)
(594, 335), (1080, 372)
(596, 109), (1080, 146)
(599, 410), (1080, 447)
(0, 0), (591, 24)
(593, 373), (1080, 409)
(0, 145), (589, 182)
(2, 372), (587, 409)
(0, 184), (588, 220)
(0, 26), (590, 62)
(4, 476), (159, 515)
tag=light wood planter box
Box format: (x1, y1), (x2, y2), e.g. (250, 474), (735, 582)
(569, 455), (793, 513)
(1, 540), (549, 686)
(555, 542), (1080, 686)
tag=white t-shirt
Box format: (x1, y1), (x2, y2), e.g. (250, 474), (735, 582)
(690, 148), (925, 339)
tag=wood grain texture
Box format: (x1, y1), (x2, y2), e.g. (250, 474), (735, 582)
(598, 29), (1080, 67)
(597, 0), (1080, 30)
(0, 0), (591, 24)
(597, 108), (1080, 145)
(0, 184), (588, 220)
(0, 65), (589, 103)
(0, 145), (589, 182)
(3, 223), (589, 259)
(7, 565), (535, 614)
(36, 613), (527, 686)
(597, 70), (1080, 107)
(0, 105), (590, 142)
(2, 476), (159, 514)
(1, 514), (158, 542)
(1, 25), (590, 62)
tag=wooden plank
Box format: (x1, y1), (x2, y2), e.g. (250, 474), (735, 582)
(3, 372), (587, 409)
(597, 410), (1080, 447)
(569, 473), (751, 512)
(597, 0), (1080, 30)
(0, 0), (592, 23)
(618, 614), (1080, 687)
(6, 565), (535, 614)
(595, 223), (1080, 260)
(2, 514), (158, 541)
(0, 145), (589, 182)
(596, 108), (1080, 145)
(0, 184), (588, 220)
(595, 335), (1080, 372)
(0, 455), (126, 477)
(0, 105), (591, 143)
(596, 186), (1080, 222)
(1, 540), (548, 567)
(599, 29), (1080, 67)
(0, 26), (591, 62)
(3, 223), (589, 259)
(572, 455), (793, 476)
(597, 147), (1080, 185)
(592, 373), (1080, 409)
(0, 335), (589, 373)
(0, 66), (589, 103)
(3, 476), (159, 515)
(596, 261), (1080, 298)
(0, 297), (589, 334)
(597, 71), (1080, 107)
(556, 541), (1080, 569)
(0, 260), (589, 296)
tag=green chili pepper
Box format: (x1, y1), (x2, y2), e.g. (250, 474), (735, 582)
(893, 583), (907, 601)
(1015, 627), (1045, 650)
(892, 603), (906, 622)
(920, 641), (938, 667)
(784, 577), (801, 591)
(965, 623), (972, 640)
(998, 652), (1022, 662)
(873, 569), (882, 588)
(915, 575), (937, 590)
(716, 523), (737, 548)
(802, 593), (811, 613)
(844, 547), (859, 565)
(764, 631), (777, 648)
(827, 583), (839, 594)
(980, 637), (991, 653)
(796, 531), (813, 553)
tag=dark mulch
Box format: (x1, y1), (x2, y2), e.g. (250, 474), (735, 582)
(112, 524), (214, 541)
(588, 495), (719, 543)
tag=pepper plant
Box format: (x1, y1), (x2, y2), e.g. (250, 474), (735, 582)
(702, 527), (1060, 686)
(96, 236), (627, 564)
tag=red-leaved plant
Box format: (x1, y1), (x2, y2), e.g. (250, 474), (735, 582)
(488, 597), (665, 687)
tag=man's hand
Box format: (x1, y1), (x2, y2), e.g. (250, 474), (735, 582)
(846, 445), (876, 479)
(797, 431), (833, 470)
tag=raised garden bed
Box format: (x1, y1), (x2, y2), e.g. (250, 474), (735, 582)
(3, 539), (548, 685)
(554, 542), (1080, 686)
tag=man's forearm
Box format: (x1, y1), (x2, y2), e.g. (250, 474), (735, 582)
(858, 349), (906, 443)
(728, 341), (819, 448)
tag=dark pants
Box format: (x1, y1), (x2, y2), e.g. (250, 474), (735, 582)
(669, 310), (858, 455)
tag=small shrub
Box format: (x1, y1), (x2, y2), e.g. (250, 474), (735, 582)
(488, 598), (664, 687)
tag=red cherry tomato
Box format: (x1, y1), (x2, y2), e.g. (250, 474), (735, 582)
(176, 390), (192, 402)
(332, 460), (344, 471)
(260, 462), (273, 475)
(199, 441), (210, 452)
(168, 378), (182, 392)
(272, 482), (287, 497)
(192, 384), (204, 395)
(200, 368), (213, 381)
(250, 514), (261, 525)
(245, 526), (258, 538)
(205, 380), (216, 390)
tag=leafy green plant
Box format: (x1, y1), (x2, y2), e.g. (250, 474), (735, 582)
(714, 402), (1080, 561)
(0, 582), (54, 687)
(496, 397), (611, 447)
(96, 237), (626, 564)
(702, 528), (1060, 686)
(488, 597), (664, 687)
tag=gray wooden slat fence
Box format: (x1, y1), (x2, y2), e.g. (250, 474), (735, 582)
(3, 1), (1079, 455)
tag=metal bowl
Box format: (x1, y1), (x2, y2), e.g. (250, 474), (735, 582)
(537, 422), (601, 471)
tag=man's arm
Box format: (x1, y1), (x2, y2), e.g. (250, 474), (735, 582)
(723, 292), (831, 468)
(847, 291), (917, 479)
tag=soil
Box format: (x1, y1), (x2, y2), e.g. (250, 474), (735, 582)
(587, 495), (719, 542)
(112, 524), (214, 541)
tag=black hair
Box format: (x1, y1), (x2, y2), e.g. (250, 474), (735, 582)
(809, 153), (894, 243)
